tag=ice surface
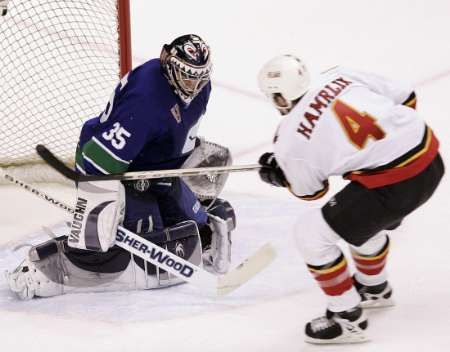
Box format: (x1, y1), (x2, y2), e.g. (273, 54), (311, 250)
(1, 0), (450, 351)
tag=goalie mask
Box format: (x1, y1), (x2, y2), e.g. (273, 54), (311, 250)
(161, 34), (212, 106)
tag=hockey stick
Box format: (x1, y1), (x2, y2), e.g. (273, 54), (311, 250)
(3, 172), (276, 296)
(36, 144), (261, 182)
(3, 173), (75, 214)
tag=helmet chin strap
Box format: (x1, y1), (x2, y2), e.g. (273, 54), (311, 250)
(277, 106), (292, 116)
(274, 94), (305, 116)
(271, 93), (294, 115)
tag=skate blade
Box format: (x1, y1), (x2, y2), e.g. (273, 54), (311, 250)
(361, 297), (395, 309)
(305, 332), (369, 345)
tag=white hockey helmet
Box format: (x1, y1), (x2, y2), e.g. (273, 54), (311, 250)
(257, 55), (310, 114)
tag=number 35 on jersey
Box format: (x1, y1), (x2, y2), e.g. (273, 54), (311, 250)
(102, 122), (131, 150)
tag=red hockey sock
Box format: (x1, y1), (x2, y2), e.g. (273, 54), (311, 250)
(352, 236), (390, 286)
(307, 253), (353, 296)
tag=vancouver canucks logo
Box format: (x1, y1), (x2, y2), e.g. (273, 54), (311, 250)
(134, 179), (150, 192)
(206, 174), (217, 183)
(175, 242), (185, 258)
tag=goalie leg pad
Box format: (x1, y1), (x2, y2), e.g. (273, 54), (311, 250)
(66, 220), (202, 290)
(6, 221), (203, 300)
(133, 220), (203, 288)
(208, 199), (236, 231)
(6, 246), (65, 300)
(70, 180), (125, 252)
(202, 199), (236, 274)
(7, 237), (138, 300)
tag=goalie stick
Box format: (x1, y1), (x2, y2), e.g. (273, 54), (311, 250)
(3, 172), (276, 296)
(36, 144), (261, 182)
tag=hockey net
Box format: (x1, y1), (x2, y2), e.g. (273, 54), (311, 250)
(0, 0), (131, 184)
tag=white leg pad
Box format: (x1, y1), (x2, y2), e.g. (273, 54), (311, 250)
(6, 258), (64, 300)
(204, 213), (231, 274)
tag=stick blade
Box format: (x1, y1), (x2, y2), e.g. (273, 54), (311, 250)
(217, 243), (276, 297)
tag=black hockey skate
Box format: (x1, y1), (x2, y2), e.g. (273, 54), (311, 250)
(353, 276), (394, 309)
(305, 306), (368, 344)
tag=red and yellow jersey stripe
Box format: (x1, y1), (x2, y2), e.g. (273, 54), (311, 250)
(345, 126), (439, 188)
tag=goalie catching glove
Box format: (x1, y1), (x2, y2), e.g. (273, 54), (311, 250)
(181, 137), (232, 200)
(69, 180), (125, 252)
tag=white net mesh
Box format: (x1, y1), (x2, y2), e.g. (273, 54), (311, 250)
(0, 0), (126, 182)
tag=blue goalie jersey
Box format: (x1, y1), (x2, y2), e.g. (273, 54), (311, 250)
(75, 59), (211, 175)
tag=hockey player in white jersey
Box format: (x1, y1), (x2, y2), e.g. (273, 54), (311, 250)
(257, 55), (444, 344)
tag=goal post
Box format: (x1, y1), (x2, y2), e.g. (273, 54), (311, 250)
(0, 0), (132, 183)
(118, 0), (132, 78)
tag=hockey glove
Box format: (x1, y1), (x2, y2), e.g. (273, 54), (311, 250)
(258, 152), (288, 187)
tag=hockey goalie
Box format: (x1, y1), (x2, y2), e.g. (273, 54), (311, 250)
(6, 34), (236, 299)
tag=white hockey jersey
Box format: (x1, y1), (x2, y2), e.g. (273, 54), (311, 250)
(274, 66), (439, 200)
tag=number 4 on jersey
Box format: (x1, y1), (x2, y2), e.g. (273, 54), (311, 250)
(332, 100), (385, 149)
